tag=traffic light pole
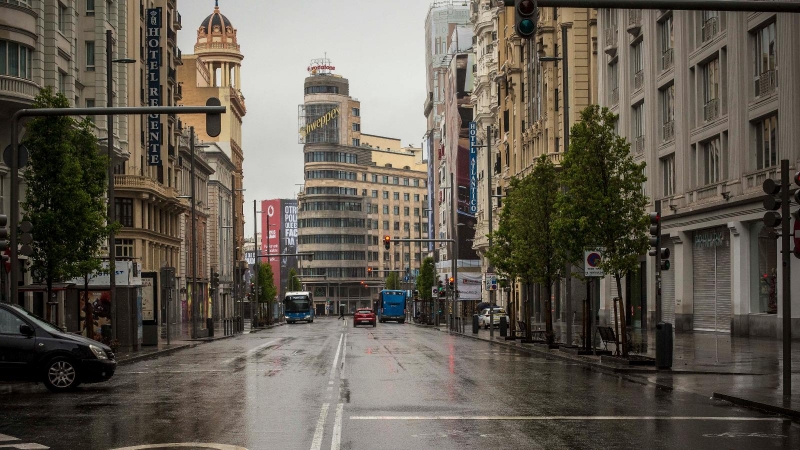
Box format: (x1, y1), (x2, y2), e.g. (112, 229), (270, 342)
(654, 201), (662, 325)
(504, 0), (800, 13)
(780, 160), (791, 398)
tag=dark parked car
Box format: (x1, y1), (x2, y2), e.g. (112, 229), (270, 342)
(353, 308), (376, 327)
(0, 303), (116, 392)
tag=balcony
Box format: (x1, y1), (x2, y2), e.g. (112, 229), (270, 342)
(167, 28), (177, 45)
(175, 83), (182, 100)
(627, 10), (642, 36)
(173, 11), (182, 30)
(0, 75), (39, 106)
(703, 98), (719, 122)
(702, 17), (718, 43)
(633, 70), (644, 91)
(661, 48), (674, 71)
(173, 47), (182, 66)
(689, 182), (725, 204)
(604, 28), (618, 57)
(755, 70), (777, 98)
(168, 67), (176, 84)
(662, 120), (675, 142)
(114, 174), (180, 202)
(545, 152), (564, 166)
(634, 135), (645, 155)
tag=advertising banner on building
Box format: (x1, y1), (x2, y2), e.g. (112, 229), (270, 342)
(261, 199), (299, 297)
(458, 273), (482, 301)
(468, 122), (478, 215)
(146, 7), (162, 166)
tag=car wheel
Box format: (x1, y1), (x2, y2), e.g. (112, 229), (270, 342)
(309, 320), (313, 323)
(43, 356), (79, 392)
(399, 320), (405, 324)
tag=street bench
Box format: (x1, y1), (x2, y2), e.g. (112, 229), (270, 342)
(596, 326), (620, 352)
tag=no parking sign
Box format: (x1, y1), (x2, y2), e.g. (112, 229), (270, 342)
(584, 248), (604, 277)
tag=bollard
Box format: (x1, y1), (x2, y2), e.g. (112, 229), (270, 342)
(500, 316), (508, 337)
(656, 322), (673, 369)
(472, 314), (479, 334)
(207, 318), (214, 337)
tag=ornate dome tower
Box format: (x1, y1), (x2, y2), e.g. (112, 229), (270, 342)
(195, 0), (243, 88)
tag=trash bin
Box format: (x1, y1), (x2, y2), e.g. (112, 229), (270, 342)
(101, 324), (112, 343)
(655, 322), (673, 369)
(500, 316), (508, 337)
(207, 318), (214, 337)
(472, 314), (479, 334)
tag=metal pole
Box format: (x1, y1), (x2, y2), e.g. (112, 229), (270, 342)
(232, 174), (238, 331)
(253, 200), (258, 328)
(266, 210), (270, 324)
(451, 173), (458, 334)
(487, 125), (494, 338)
(503, 0), (800, 13)
(780, 159), (791, 398)
(106, 29), (118, 342)
(562, 24), (572, 347)
(655, 200), (662, 325)
(190, 127), (198, 339)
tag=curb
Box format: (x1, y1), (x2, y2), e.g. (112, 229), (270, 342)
(712, 392), (800, 420)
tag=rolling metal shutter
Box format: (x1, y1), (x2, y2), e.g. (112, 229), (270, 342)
(692, 228), (731, 332)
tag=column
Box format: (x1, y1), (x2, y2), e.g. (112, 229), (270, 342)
(673, 231), (694, 331)
(727, 222), (750, 336)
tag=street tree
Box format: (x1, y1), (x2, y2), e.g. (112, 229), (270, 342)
(385, 272), (400, 290)
(555, 105), (649, 356)
(22, 88), (113, 315)
(258, 263), (277, 324)
(288, 267), (301, 291)
(416, 257), (436, 300)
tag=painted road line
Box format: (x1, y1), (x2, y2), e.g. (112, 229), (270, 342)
(222, 339), (281, 365)
(0, 435), (17, 442)
(331, 403), (344, 450)
(329, 333), (344, 379)
(0, 444), (50, 449)
(309, 403), (330, 450)
(341, 334), (348, 372)
(349, 415), (787, 421)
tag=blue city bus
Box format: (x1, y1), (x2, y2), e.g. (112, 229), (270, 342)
(378, 290), (406, 324)
(284, 292), (314, 324)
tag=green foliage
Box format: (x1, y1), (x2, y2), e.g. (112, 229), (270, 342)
(555, 105), (649, 279)
(22, 87), (113, 293)
(385, 272), (400, 290)
(288, 267), (301, 291)
(416, 257), (436, 300)
(258, 263), (277, 304)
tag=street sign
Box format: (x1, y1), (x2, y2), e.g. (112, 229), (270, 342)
(485, 273), (497, 291)
(469, 122), (478, 215)
(431, 287), (438, 298)
(584, 248), (604, 277)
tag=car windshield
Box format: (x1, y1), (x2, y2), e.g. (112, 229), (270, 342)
(285, 296), (310, 313)
(11, 305), (63, 334)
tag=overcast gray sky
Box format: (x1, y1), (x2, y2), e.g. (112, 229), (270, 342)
(179, 0), (435, 236)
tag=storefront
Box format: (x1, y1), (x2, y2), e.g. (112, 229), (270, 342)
(692, 227), (731, 332)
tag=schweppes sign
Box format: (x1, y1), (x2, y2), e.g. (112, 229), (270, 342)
(299, 107), (339, 140)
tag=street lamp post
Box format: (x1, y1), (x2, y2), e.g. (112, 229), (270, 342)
(105, 29), (135, 343)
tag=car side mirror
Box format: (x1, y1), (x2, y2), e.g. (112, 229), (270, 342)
(20, 324), (34, 336)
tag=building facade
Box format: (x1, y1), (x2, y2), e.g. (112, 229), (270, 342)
(204, 142), (234, 321)
(260, 198), (299, 304)
(597, 8), (800, 338)
(298, 65), (428, 315)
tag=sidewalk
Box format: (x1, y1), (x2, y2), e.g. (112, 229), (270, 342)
(423, 323), (800, 419)
(116, 321), (284, 365)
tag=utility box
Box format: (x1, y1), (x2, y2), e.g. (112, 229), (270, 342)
(656, 322), (673, 369)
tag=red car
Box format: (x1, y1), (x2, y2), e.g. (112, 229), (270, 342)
(354, 308), (376, 327)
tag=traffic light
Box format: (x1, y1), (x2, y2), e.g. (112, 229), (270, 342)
(448, 276), (454, 287)
(367, 267), (373, 277)
(206, 97), (222, 137)
(19, 220), (33, 256)
(660, 247), (671, 271)
(794, 171), (800, 206)
(648, 212), (661, 256)
(762, 178), (784, 228)
(515, 0), (537, 39)
(383, 235), (391, 250)
(0, 214), (8, 252)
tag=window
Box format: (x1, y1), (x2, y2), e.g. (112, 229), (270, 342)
(404, 207), (410, 216)
(382, 220), (389, 230)
(661, 85), (675, 141)
(116, 239), (134, 258)
(352, 138), (360, 147)
(394, 222), (400, 231)
(0, 309), (26, 335)
(382, 205), (389, 214)
(608, 61), (619, 104)
(304, 85), (339, 94)
(754, 22), (777, 97)
(404, 222), (410, 231)
(754, 115), (778, 170)
(371, 190), (378, 198)
(393, 192), (399, 200)
(414, 194), (420, 202)
(413, 179), (420, 187)
(383, 252), (390, 262)
(631, 40), (644, 89)
(58, 70), (67, 94)
(393, 177), (399, 185)
(352, 123), (361, 131)
(632, 102), (644, 139)
(702, 137), (722, 185)
(115, 198), (134, 227)
(58, 2), (68, 34)
(414, 208), (420, 216)
(0, 40), (33, 80)
(659, 14), (674, 63)
(85, 41), (95, 69)
(304, 152), (357, 163)
(403, 193), (409, 201)
(382, 191), (388, 199)
(86, 0), (95, 15)
(661, 154), (675, 197)
(704, 58), (720, 103)
(382, 176), (389, 184)
(393, 206), (400, 215)
(352, 108), (360, 117)
(371, 174), (378, 182)
(403, 178), (409, 186)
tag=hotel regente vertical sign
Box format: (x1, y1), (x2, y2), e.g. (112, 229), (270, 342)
(147, 8), (162, 166)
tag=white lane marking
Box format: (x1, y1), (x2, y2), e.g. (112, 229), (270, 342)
(341, 334), (348, 372)
(112, 445), (246, 450)
(0, 435), (18, 443)
(331, 403), (343, 450)
(309, 403), (330, 450)
(222, 339), (280, 365)
(329, 333), (344, 379)
(348, 416), (786, 421)
(0, 444), (50, 449)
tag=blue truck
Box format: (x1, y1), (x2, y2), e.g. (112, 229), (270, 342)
(378, 290), (407, 324)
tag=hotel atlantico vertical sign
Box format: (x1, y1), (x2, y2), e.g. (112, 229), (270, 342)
(147, 8), (162, 165)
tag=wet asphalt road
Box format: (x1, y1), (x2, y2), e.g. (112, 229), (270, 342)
(1, 317), (799, 450)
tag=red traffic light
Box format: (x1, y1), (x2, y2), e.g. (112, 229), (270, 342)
(517, 0), (536, 15)
(649, 212), (660, 224)
(794, 171), (800, 187)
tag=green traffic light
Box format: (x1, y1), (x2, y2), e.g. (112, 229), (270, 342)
(518, 19), (535, 37)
